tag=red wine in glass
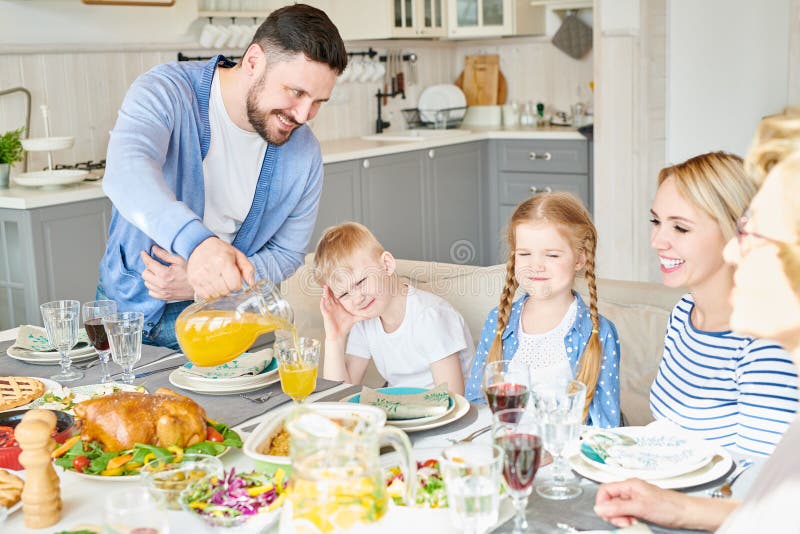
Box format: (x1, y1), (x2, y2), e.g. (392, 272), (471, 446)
(496, 433), (542, 492)
(485, 383), (529, 413)
(84, 318), (110, 351)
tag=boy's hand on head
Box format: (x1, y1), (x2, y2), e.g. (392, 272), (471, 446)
(320, 285), (362, 340)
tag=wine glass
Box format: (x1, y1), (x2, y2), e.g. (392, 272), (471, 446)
(481, 360), (530, 413)
(40, 300), (83, 382)
(82, 300), (117, 383)
(274, 335), (320, 403)
(102, 311), (144, 385)
(529, 379), (586, 500)
(440, 443), (503, 534)
(104, 487), (169, 534)
(492, 408), (543, 533)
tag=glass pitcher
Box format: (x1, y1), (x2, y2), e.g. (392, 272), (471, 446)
(279, 405), (417, 533)
(174, 278), (294, 367)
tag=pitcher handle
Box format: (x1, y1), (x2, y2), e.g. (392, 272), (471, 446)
(379, 426), (417, 507)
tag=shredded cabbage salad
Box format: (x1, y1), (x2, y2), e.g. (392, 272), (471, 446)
(182, 468), (288, 523)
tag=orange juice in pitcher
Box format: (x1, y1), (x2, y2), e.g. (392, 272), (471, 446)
(175, 279), (294, 366)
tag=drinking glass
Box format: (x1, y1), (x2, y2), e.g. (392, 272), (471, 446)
(481, 360), (530, 413)
(82, 300), (117, 383)
(104, 487), (169, 534)
(40, 300), (83, 382)
(492, 408), (543, 533)
(274, 335), (320, 403)
(529, 379), (586, 500)
(440, 443), (503, 534)
(102, 311), (144, 385)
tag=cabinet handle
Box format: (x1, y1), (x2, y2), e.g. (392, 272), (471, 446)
(428, 149), (435, 159)
(529, 186), (538, 194)
(528, 151), (553, 161)
(362, 159), (370, 169)
(544, 186), (552, 193)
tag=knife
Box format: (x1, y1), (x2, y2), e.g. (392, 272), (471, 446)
(133, 363), (183, 379)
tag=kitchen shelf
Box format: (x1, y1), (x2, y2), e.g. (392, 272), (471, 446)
(197, 10), (269, 18)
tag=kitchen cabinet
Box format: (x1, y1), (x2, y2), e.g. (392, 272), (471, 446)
(391, 0), (448, 37)
(325, 0), (445, 40)
(487, 138), (590, 263)
(447, 0), (545, 38)
(0, 198), (112, 330)
(314, 142), (486, 265)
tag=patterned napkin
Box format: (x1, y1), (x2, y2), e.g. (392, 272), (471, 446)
(358, 383), (450, 420)
(181, 348), (274, 379)
(13, 324), (90, 352)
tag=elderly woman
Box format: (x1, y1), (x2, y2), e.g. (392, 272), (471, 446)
(648, 151), (797, 456)
(594, 111), (800, 531)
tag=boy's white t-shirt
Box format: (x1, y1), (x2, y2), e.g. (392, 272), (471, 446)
(202, 69), (268, 243)
(345, 286), (475, 389)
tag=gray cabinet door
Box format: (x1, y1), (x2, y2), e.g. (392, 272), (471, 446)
(426, 142), (484, 265)
(498, 171), (590, 208)
(311, 160), (362, 252)
(361, 151), (427, 261)
(497, 139), (589, 174)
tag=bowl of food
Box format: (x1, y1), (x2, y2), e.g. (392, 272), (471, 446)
(141, 453), (224, 510)
(0, 409), (75, 470)
(242, 402), (387, 476)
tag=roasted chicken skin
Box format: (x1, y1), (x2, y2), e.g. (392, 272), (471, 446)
(73, 388), (207, 452)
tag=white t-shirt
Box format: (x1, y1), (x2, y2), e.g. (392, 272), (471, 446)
(202, 68), (268, 243)
(345, 286), (475, 389)
(510, 297), (577, 384)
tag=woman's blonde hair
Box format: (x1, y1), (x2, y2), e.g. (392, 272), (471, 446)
(746, 109), (800, 296)
(658, 151), (758, 241)
(313, 222), (385, 286)
(487, 192), (601, 422)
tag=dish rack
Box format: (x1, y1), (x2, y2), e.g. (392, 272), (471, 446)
(401, 107), (467, 129)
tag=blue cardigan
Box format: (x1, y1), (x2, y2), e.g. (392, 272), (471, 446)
(99, 56), (323, 334)
(465, 292), (621, 427)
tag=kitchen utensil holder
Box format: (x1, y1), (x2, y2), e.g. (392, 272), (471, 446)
(401, 107), (467, 130)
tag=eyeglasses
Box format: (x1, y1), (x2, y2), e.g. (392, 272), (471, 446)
(736, 211), (796, 252)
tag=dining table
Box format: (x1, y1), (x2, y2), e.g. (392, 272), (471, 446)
(0, 327), (761, 533)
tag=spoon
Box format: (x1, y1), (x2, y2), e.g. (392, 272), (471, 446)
(707, 458), (755, 498)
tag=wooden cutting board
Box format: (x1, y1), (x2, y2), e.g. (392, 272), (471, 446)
(455, 69), (507, 105)
(455, 54), (507, 105)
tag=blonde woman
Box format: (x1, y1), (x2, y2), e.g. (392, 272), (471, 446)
(465, 192), (621, 427)
(649, 151), (798, 456)
(595, 111), (800, 532)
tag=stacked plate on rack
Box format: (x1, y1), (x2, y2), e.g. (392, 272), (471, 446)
(168, 349), (280, 395)
(571, 423), (733, 489)
(343, 387), (470, 433)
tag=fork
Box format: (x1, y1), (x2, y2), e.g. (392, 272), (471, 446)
(239, 391), (273, 404)
(74, 359), (100, 371)
(707, 458), (754, 498)
(447, 425), (492, 444)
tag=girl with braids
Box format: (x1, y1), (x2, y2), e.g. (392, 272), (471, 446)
(464, 192), (621, 427)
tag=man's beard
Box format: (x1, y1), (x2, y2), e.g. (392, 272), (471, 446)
(246, 72), (299, 146)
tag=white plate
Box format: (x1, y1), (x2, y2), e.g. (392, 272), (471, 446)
(418, 84), (467, 124)
(21, 136), (74, 152)
(6, 377), (64, 411)
(340, 388), (457, 428)
(387, 393), (470, 433)
(26, 383), (146, 415)
(7, 344), (97, 365)
(570, 445), (734, 490)
(14, 169), (88, 188)
(168, 368), (280, 395)
(179, 355), (279, 387)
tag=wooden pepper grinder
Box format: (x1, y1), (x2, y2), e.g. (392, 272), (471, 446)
(17, 409), (62, 528)
(24, 409), (62, 511)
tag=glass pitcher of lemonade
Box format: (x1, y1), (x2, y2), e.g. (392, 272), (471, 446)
(279, 405), (417, 534)
(174, 278), (294, 367)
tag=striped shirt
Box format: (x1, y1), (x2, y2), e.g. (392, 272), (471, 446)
(650, 294), (799, 457)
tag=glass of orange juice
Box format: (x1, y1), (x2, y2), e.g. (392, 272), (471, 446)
(275, 336), (320, 403)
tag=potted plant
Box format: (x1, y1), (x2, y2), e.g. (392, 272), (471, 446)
(0, 127), (25, 189)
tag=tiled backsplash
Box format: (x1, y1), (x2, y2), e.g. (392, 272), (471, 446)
(0, 38), (591, 172)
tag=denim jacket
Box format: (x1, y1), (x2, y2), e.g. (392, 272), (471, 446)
(465, 292), (621, 428)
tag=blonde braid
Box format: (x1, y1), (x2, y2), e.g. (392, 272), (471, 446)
(575, 237), (602, 423)
(487, 253), (518, 364)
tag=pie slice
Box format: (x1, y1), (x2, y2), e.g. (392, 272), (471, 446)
(0, 469), (24, 508)
(0, 376), (45, 411)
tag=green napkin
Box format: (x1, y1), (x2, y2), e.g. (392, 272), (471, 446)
(359, 384), (450, 420)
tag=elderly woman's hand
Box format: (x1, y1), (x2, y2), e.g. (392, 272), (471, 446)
(594, 478), (739, 531)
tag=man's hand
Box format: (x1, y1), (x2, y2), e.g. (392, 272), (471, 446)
(186, 237), (256, 300)
(140, 246), (194, 301)
(320, 285), (362, 341)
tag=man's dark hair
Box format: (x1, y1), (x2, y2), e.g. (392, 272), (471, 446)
(249, 3), (347, 74)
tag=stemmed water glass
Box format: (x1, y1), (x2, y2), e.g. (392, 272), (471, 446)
(492, 408), (543, 533)
(482, 360), (530, 413)
(102, 311), (144, 385)
(82, 300), (117, 383)
(440, 443), (504, 534)
(274, 335), (320, 403)
(529, 379), (586, 500)
(40, 300), (83, 382)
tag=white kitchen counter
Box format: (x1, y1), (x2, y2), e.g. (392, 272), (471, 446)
(0, 126), (586, 210)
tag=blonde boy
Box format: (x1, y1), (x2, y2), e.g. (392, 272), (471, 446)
(314, 222), (474, 395)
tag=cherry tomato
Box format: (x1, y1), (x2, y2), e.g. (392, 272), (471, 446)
(206, 426), (224, 442)
(0, 426), (17, 448)
(420, 459), (439, 469)
(72, 455), (90, 473)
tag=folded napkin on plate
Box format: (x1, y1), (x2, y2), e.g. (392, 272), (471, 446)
(181, 348), (274, 379)
(13, 324), (90, 352)
(359, 384), (450, 420)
